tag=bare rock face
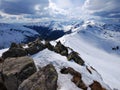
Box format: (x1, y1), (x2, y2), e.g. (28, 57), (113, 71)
(0, 72), (7, 90)
(0, 57), (4, 63)
(67, 51), (84, 65)
(9, 42), (23, 50)
(1, 56), (37, 90)
(45, 41), (54, 51)
(18, 64), (58, 90)
(2, 48), (28, 59)
(89, 81), (106, 90)
(2, 43), (27, 59)
(26, 39), (45, 55)
(54, 41), (68, 56)
(61, 67), (87, 90)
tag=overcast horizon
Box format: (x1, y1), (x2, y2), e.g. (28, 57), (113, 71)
(0, 0), (120, 23)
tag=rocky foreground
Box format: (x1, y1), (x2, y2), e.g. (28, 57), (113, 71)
(0, 39), (111, 90)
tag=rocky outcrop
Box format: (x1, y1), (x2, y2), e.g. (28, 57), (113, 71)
(0, 57), (4, 63)
(2, 43), (27, 59)
(89, 81), (106, 90)
(67, 51), (84, 65)
(26, 39), (45, 55)
(0, 56), (37, 90)
(9, 43), (23, 50)
(2, 48), (27, 59)
(45, 41), (54, 51)
(18, 64), (58, 90)
(0, 72), (7, 90)
(61, 67), (107, 90)
(54, 41), (68, 56)
(60, 67), (87, 90)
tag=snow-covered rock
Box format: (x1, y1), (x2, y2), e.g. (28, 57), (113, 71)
(58, 26), (120, 89)
(32, 49), (111, 90)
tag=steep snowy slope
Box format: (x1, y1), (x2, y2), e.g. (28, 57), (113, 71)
(0, 23), (39, 49)
(58, 26), (120, 89)
(32, 49), (110, 90)
(0, 47), (111, 90)
(70, 20), (120, 54)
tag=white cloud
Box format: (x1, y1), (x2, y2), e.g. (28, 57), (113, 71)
(0, 0), (119, 23)
(83, 0), (120, 18)
(0, 0), (49, 15)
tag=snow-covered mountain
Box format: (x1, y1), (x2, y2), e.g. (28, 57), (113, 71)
(0, 20), (120, 89)
(2, 19), (119, 49)
(0, 23), (39, 49)
(0, 21), (73, 49)
(0, 20), (77, 49)
(57, 20), (120, 89)
(23, 20), (79, 40)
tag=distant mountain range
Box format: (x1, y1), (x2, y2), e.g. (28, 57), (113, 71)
(0, 19), (120, 89)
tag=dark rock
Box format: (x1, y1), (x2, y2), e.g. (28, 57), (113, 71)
(28, 38), (43, 48)
(0, 57), (4, 63)
(18, 64), (58, 90)
(67, 51), (84, 65)
(112, 46), (119, 50)
(2, 42), (27, 59)
(60, 67), (77, 75)
(9, 43), (23, 50)
(0, 72), (7, 90)
(9, 42), (18, 49)
(86, 66), (92, 74)
(72, 74), (87, 90)
(61, 67), (87, 90)
(89, 81), (106, 90)
(54, 41), (68, 56)
(1, 56), (36, 90)
(45, 41), (54, 51)
(2, 48), (28, 59)
(25, 46), (40, 55)
(26, 39), (45, 55)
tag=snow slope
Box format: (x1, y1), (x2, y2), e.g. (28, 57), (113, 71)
(58, 29), (120, 89)
(0, 20), (120, 89)
(32, 49), (110, 90)
(0, 23), (39, 49)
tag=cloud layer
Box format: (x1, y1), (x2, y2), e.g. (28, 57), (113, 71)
(0, 0), (49, 15)
(0, 0), (119, 22)
(84, 0), (120, 18)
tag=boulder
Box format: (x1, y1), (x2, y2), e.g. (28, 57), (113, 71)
(45, 41), (54, 51)
(0, 72), (7, 90)
(0, 62), (7, 90)
(1, 56), (37, 90)
(18, 64), (58, 90)
(2, 48), (28, 59)
(67, 51), (84, 65)
(9, 42), (18, 49)
(61, 67), (87, 90)
(28, 38), (44, 48)
(25, 46), (40, 55)
(54, 41), (68, 56)
(26, 39), (45, 55)
(2, 42), (27, 59)
(9, 42), (23, 50)
(0, 57), (4, 63)
(89, 81), (106, 90)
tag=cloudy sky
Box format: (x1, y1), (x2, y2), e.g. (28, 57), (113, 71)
(0, 0), (120, 23)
